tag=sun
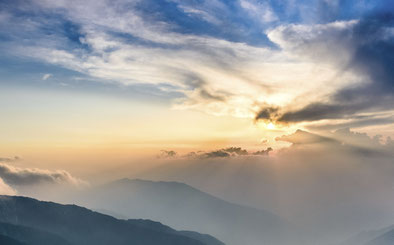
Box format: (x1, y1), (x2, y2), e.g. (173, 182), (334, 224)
(267, 122), (276, 130)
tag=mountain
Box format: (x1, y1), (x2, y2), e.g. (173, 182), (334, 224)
(126, 219), (225, 245)
(0, 234), (28, 245)
(0, 195), (223, 245)
(75, 178), (294, 245)
(0, 222), (72, 245)
(365, 229), (394, 245)
(339, 225), (394, 245)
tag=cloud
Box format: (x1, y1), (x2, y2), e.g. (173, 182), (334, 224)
(0, 156), (20, 163)
(278, 103), (362, 123)
(158, 150), (177, 158)
(305, 114), (394, 131)
(252, 147), (273, 155)
(255, 105), (279, 121)
(222, 147), (249, 155)
(2, 0), (393, 132)
(0, 178), (16, 195)
(259, 11), (394, 126)
(239, 0), (278, 23)
(276, 128), (394, 157)
(202, 150), (231, 158)
(177, 147), (274, 159)
(0, 163), (87, 187)
(169, 0), (228, 26)
(198, 147), (275, 158)
(42, 73), (52, 80)
(276, 129), (337, 145)
(0, 0), (355, 121)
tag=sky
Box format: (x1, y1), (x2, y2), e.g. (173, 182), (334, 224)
(1, 1), (394, 242)
(0, 0), (392, 159)
(0, 1), (393, 174)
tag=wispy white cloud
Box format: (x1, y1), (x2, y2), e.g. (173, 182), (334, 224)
(4, 0), (393, 132)
(170, 0), (228, 25)
(16, 21), (350, 120)
(42, 73), (52, 80)
(239, 0), (278, 23)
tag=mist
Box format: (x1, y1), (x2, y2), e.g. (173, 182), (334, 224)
(3, 129), (392, 245)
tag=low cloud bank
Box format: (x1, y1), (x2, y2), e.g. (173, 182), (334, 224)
(0, 163), (87, 187)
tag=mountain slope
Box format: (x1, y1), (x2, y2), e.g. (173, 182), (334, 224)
(0, 222), (72, 245)
(0, 234), (28, 245)
(0, 195), (219, 245)
(365, 229), (394, 245)
(126, 219), (225, 245)
(339, 225), (394, 245)
(76, 178), (293, 245)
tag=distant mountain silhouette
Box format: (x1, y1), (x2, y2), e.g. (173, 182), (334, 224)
(126, 219), (224, 245)
(0, 234), (28, 245)
(339, 225), (394, 245)
(0, 222), (72, 245)
(0, 195), (223, 245)
(76, 178), (294, 245)
(365, 228), (394, 245)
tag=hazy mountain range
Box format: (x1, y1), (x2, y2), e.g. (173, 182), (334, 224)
(74, 178), (296, 245)
(339, 225), (394, 245)
(2, 178), (394, 245)
(366, 229), (394, 245)
(0, 195), (224, 245)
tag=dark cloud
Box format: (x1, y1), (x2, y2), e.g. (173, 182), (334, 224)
(159, 147), (272, 160)
(258, 10), (394, 125)
(180, 147), (273, 159)
(306, 115), (394, 131)
(222, 147), (249, 155)
(202, 150), (231, 158)
(253, 147), (273, 156)
(255, 106), (279, 121)
(0, 163), (86, 186)
(182, 73), (231, 103)
(158, 150), (177, 158)
(199, 88), (227, 102)
(276, 101), (377, 123)
(200, 148), (275, 158)
(283, 12), (393, 122)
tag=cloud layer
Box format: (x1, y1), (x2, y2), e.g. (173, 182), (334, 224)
(0, 163), (86, 187)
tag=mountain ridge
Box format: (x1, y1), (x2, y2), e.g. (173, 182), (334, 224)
(76, 178), (295, 245)
(0, 195), (223, 245)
